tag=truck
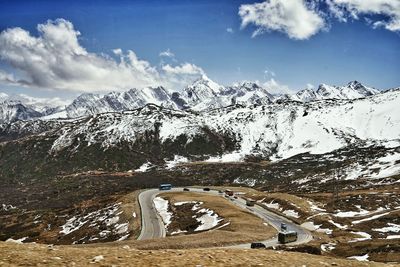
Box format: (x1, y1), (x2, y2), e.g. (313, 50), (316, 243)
(225, 189), (234, 196)
(246, 199), (256, 206)
(278, 231), (298, 244)
(159, 184), (172, 190)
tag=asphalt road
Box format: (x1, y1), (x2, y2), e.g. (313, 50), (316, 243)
(137, 187), (313, 248)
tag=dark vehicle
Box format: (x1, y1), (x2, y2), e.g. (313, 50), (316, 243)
(225, 190), (234, 196)
(250, 242), (266, 249)
(203, 187), (211, 191)
(159, 184), (172, 190)
(233, 195), (238, 199)
(280, 223), (287, 231)
(246, 199), (255, 206)
(278, 231), (298, 244)
(183, 188), (190, 191)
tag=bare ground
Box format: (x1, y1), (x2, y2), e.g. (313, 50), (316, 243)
(1, 242), (398, 267)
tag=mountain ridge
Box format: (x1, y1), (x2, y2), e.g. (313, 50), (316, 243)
(0, 77), (392, 124)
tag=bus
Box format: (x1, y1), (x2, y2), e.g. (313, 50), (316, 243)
(159, 184), (172, 190)
(278, 231), (298, 244)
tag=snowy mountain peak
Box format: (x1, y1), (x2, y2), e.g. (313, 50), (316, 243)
(0, 92), (8, 101)
(0, 79), (391, 124)
(181, 75), (223, 106)
(292, 88), (318, 102)
(346, 80), (379, 96)
(191, 75), (224, 93)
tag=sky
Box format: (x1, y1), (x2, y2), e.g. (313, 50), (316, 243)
(0, 0), (399, 100)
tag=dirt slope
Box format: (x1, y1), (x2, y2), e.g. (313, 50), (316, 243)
(1, 242), (398, 267)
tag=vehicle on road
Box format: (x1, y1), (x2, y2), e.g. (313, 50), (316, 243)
(246, 199), (255, 206)
(183, 188), (190, 191)
(278, 231), (298, 244)
(225, 189), (234, 196)
(159, 184), (172, 190)
(218, 190), (224, 194)
(233, 195), (238, 199)
(203, 187), (210, 191)
(281, 223), (287, 231)
(250, 242), (266, 249)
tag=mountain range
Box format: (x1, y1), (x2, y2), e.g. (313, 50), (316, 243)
(0, 76), (388, 124)
(0, 78), (399, 184)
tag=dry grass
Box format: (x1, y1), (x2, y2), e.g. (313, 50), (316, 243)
(118, 190), (142, 239)
(0, 242), (397, 267)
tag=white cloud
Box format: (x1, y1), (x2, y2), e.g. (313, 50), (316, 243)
(264, 69), (276, 78)
(112, 48), (123, 56)
(159, 49), (175, 58)
(0, 19), (204, 93)
(226, 27), (234, 33)
(240, 0), (400, 40)
(161, 63), (205, 87)
(263, 78), (294, 94)
(162, 63), (204, 75)
(328, 0), (400, 31)
(306, 83), (315, 89)
(238, 0), (325, 40)
(0, 70), (19, 84)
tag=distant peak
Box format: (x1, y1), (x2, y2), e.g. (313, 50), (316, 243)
(347, 80), (363, 87)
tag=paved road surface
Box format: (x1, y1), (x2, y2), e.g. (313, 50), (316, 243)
(137, 187), (313, 248)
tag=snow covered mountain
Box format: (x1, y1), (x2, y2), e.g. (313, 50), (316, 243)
(1, 89), (399, 182)
(64, 86), (177, 118)
(0, 79), (387, 123)
(0, 100), (43, 123)
(21, 89), (398, 161)
(291, 81), (379, 102)
(0, 93), (69, 123)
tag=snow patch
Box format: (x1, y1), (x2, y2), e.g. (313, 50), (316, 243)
(233, 177), (257, 186)
(386, 235), (400, 239)
(373, 223), (400, 233)
(349, 231), (372, 242)
(195, 208), (222, 231)
(265, 201), (281, 211)
(282, 209), (300, 218)
(348, 254), (369, 261)
(321, 242), (336, 252)
(165, 155), (189, 169)
(352, 211), (390, 224)
(153, 197), (172, 227)
(135, 162), (152, 173)
(5, 237), (28, 244)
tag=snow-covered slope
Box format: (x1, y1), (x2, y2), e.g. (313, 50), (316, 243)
(47, 90), (400, 162)
(0, 93), (70, 123)
(64, 87), (177, 118)
(0, 79), (388, 123)
(289, 81), (379, 102)
(176, 77), (274, 111)
(0, 101), (43, 123)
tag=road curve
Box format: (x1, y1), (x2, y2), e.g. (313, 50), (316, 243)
(137, 187), (313, 248)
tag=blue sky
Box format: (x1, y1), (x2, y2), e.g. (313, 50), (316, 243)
(0, 0), (399, 98)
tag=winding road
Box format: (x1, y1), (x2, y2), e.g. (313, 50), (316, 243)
(137, 187), (313, 248)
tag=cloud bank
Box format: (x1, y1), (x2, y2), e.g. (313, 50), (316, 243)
(239, 0), (400, 39)
(328, 0), (400, 31)
(239, 0), (325, 40)
(0, 19), (204, 93)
